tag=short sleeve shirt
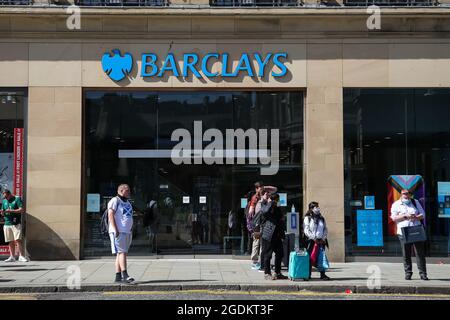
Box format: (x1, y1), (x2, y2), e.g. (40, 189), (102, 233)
(390, 199), (425, 235)
(2, 196), (23, 226)
(107, 197), (133, 234)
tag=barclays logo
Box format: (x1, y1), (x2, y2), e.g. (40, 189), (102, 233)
(101, 49), (133, 81)
(101, 49), (289, 82)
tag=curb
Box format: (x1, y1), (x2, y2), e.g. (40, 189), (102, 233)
(0, 284), (449, 295)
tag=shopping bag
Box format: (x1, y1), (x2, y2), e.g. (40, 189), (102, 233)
(317, 247), (330, 272)
(401, 224), (427, 244)
(310, 242), (319, 267)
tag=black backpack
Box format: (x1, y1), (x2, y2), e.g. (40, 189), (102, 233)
(100, 208), (110, 239)
(100, 196), (118, 238)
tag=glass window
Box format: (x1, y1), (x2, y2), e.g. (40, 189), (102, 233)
(344, 89), (450, 257)
(0, 90), (26, 247)
(84, 90), (304, 256)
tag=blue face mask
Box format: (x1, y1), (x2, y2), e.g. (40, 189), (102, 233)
(402, 198), (411, 205)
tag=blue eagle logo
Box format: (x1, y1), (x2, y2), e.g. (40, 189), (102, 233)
(101, 49), (133, 81)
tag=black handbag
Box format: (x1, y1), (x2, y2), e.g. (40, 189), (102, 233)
(401, 224), (427, 244)
(261, 220), (276, 241)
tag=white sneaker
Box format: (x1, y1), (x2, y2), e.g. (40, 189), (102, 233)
(4, 256), (16, 262)
(18, 256), (29, 262)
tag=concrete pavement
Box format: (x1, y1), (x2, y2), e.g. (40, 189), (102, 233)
(0, 258), (450, 294)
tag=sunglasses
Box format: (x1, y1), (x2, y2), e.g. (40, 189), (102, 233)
(401, 192), (410, 195)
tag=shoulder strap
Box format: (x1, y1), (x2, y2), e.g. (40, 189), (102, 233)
(410, 199), (419, 211)
(113, 196), (120, 212)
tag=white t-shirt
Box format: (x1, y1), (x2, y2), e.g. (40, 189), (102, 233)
(108, 196), (133, 234)
(390, 199), (425, 235)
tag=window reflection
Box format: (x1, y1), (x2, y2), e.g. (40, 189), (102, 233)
(344, 89), (450, 257)
(84, 91), (304, 256)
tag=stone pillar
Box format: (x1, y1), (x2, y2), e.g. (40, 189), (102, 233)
(305, 43), (345, 263)
(26, 87), (82, 260)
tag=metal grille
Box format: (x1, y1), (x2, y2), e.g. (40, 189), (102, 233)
(210, 0), (301, 7)
(343, 0), (438, 6)
(0, 0), (31, 5)
(75, 0), (168, 6)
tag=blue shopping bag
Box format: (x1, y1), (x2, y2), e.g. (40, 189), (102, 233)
(316, 247), (329, 272)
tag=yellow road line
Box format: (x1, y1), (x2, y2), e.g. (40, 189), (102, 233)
(0, 293), (38, 300)
(103, 289), (450, 299)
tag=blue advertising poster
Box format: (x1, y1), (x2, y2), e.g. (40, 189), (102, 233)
(357, 210), (383, 246)
(438, 182), (450, 218)
(364, 196), (375, 210)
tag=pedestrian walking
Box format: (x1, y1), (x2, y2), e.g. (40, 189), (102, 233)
(0, 189), (28, 262)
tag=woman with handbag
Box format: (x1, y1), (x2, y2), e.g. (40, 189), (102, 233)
(261, 194), (288, 280)
(390, 189), (429, 281)
(303, 201), (331, 280)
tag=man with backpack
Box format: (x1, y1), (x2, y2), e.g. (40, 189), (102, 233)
(248, 182), (264, 269)
(253, 190), (273, 271)
(107, 184), (135, 283)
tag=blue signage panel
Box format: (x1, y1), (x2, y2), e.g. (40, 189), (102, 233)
(357, 210), (383, 246)
(438, 182), (450, 217)
(290, 213), (297, 230)
(364, 196), (375, 210)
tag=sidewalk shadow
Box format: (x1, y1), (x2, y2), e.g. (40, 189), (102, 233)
(135, 279), (218, 285)
(0, 279), (14, 282)
(0, 265), (37, 268)
(305, 277), (368, 281)
(428, 279), (450, 281)
(1, 268), (65, 272)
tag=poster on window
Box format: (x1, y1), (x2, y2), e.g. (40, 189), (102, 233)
(438, 182), (450, 218)
(278, 193), (287, 207)
(13, 128), (24, 197)
(387, 175), (425, 236)
(86, 194), (101, 213)
(357, 210), (383, 246)
(364, 196), (375, 210)
(0, 153), (13, 194)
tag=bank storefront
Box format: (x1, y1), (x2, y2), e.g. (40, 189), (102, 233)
(1, 9), (450, 261)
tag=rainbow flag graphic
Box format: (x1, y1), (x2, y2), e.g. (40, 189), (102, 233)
(387, 175), (425, 236)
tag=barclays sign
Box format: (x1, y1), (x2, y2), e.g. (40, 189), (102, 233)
(101, 49), (289, 82)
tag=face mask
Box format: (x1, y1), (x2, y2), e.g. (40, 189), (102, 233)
(312, 207), (321, 214)
(402, 198), (411, 205)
